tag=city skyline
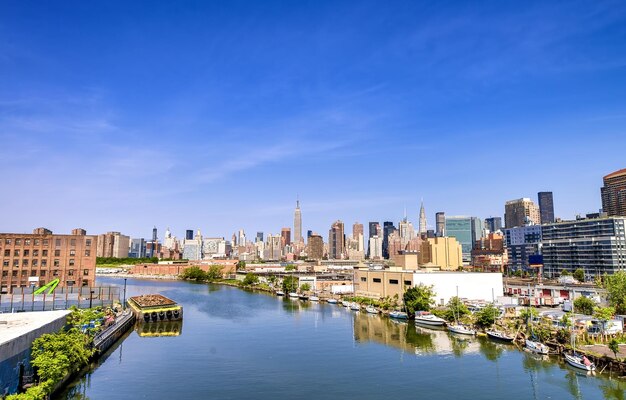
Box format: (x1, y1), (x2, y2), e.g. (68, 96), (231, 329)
(1, 1), (626, 237)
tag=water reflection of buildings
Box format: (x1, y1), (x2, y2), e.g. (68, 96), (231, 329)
(353, 313), (481, 356)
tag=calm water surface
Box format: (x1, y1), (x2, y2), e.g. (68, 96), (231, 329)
(57, 277), (626, 399)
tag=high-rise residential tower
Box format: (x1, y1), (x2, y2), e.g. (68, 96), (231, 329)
(601, 169), (626, 216)
(294, 199), (302, 243)
(328, 221), (345, 260)
(435, 212), (445, 237)
(538, 192), (555, 224)
(281, 228), (291, 247)
(484, 217), (502, 233)
(367, 221), (380, 258)
(419, 201), (427, 235)
(382, 221), (396, 259)
(504, 198), (540, 228)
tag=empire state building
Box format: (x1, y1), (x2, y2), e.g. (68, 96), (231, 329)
(294, 200), (302, 243)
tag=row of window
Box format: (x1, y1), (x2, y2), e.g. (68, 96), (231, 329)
(3, 238), (92, 247)
(3, 249), (91, 257)
(360, 277), (412, 285)
(2, 259), (82, 267)
(1, 269), (91, 277)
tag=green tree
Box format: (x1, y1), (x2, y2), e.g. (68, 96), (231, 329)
(267, 275), (278, 286)
(403, 284), (435, 316)
(520, 307), (539, 322)
(603, 271), (626, 314)
(573, 296), (595, 315)
(444, 296), (469, 322)
(236, 260), (246, 271)
(205, 265), (223, 282)
(242, 273), (259, 286)
(285, 265), (296, 271)
(609, 338), (620, 360)
(475, 304), (498, 328)
(300, 283), (311, 292)
(282, 276), (299, 293)
(594, 306), (615, 334)
(561, 269), (572, 276)
(573, 268), (585, 282)
(179, 266), (207, 282)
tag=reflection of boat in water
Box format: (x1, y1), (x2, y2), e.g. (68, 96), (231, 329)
(389, 311), (408, 320)
(564, 353), (596, 372)
(414, 311), (446, 326)
(486, 330), (515, 343)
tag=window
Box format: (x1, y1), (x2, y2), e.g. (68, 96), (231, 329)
(68, 269), (74, 276)
(12, 271), (17, 277)
(404, 280), (412, 286)
(69, 259), (75, 266)
(3, 250), (9, 257)
(33, 250), (39, 257)
(34, 239), (40, 246)
(21, 270), (27, 276)
(30, 270), (36, 276)
(53, 260), (59, 267)
(373, 278), (382, 283)
(85, 239), (91, 246)
(69, 250), (76, 256)
(53, 270), (59, 276)
(15, 239), (22, 245)
(2, 271), (7, 277)
(32, 260), (38, 267)
(82, 279), (89, 286)
(70, 239), (76, 247)
(55, 239), (61, 247)
(43, 239), (48, 246)
(42, 250), (48, 257)
(25, 239), (31, 245)
(41, 270), (46, 277)
(389, 279), (399, 284)
(66, 280), (75, 286)
(2, 261), (8, 267)
(54, 250), (60, 257)
(41, 260), (47, 267)
(83, 269), (89, 276)
(84, 250), (90, 257)
(23, 249), (29, 256)
(13, 250), (19, 257)
(5, 239), (10, 245)
(22, 259), (28, 266)
(360, 277), (367, 282)
(13, 260), (19, 267)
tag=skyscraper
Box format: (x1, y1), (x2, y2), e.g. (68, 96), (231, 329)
(185, 230), (194, 240)
(294, 199), (302, 243)
(538, 192), (555, 224)
(367, 221), (379, 258)
(484, 217), (502, 233)
(328, 220), (345, 260)
(445, 216), (483, 264)
(601, 169), (626, 216)
(256, 232), (264, 243)
(352, 222), (364, 253)
(281, 227), (291, 247)
(419, 201), (427, 235)
(307, 234), (324, 260)
(504, 198), (540, 228)
(382, 221), (396, 259)
(435, 212), (445, 237)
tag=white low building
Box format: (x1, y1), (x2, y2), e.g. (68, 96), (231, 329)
(412, 272), (503, 306)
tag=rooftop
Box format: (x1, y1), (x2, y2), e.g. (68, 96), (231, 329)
(604, 168), (626, 180)
(0, 310), (71, 347)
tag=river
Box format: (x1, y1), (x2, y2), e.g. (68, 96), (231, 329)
(57, 277), (625, 399)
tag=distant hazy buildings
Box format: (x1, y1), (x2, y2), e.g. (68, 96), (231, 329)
(444, 216), (482, 264)
(435, 212), (445, 237)
(504, 225), (542, 272)
(96, 232), (130, 258)
(294, 200), (302, 243)
(504, 198), (540, 228)
(471, 232), (506, 272)
(0, 227), (97, 292)
(307, 234), (324, 260)
(329, 221), (345, 260)
(538, 192), (555, 224)
(202, 237), (227, 259)
(542, 216), (626, 278)
(484, 217), (502, 233)
(601, 169), (626, 217)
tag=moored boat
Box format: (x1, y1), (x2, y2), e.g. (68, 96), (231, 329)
(525, 339), (550, 355)
(486, 330), (515, 342)
(365, 305), (378, 314)
(310, 296), (319, 302)
(448, 324), (476, 336)
(564, 353), (596, 372)
(414, 311), (446, 326)
(389, 311), (409, 320)
(350, 303), (361, 311)
(276, 291), (285, 296)
(288, 292), (299, 298)
(326, 298), (338, 304)
(299, 294), (309, 300)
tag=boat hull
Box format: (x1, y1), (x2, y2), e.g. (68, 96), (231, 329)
(448, 325), (476, 335)
(486, 331), (514, 342)
(565, 354), (596, 371)
(415, 317), (446, 326)
(389, 312), (408, 320)
(525, 340), (550, 355)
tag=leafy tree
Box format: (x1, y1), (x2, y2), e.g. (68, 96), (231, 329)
(285, 265), (296, 271)
(267, 275), (278, 286)
(573, 268), (585, 282)
(403, 284), (435, 316)
(603, 271), (626, 314)
(594, 306), (615, 334)
(574, 296), (595, 315)
(179, 266), (207, 282)
(520, 307), (539, 323)
(236, 260), (246, 271)
(242, 273), (259, 286)
(282, 276), (299, 293)
(205, 265), (223, 282)
(609, 338), (620, 360)
(475, 304), (498, 328)
(444, 296), (469, 322)
(561, 269), (572, 276)
(300, 283), (311, 292)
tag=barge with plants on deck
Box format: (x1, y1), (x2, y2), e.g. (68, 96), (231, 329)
(127, 294), (183, 323)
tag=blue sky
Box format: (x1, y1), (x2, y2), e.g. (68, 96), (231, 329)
(1, 1), (626, 240)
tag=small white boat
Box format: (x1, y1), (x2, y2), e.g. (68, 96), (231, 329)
(365, 305), (378, 314)
(565, 353), (596, 372)
(448, 324), (476, 336)
(350, 303), (361, 311)
(298, 294), (309, 300)
(486, 330), (515, 343)
(276, 291), (285, 296)
(389, 311), (409, 320)
(525, 339), (550, 355)
(288, 292), (299, 298)
(310, 296), (319, 302)
(414, 311), (446, 326)
(326, 298), (338, 304)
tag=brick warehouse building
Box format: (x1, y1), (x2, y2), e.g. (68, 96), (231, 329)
(0, 228), (97, 293)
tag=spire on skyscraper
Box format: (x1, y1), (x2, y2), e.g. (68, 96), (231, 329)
(419, 200), (427, 234)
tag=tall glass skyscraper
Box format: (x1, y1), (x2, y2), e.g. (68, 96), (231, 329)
(445, 216), (483, 264)
(538, 192), (555, 224)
